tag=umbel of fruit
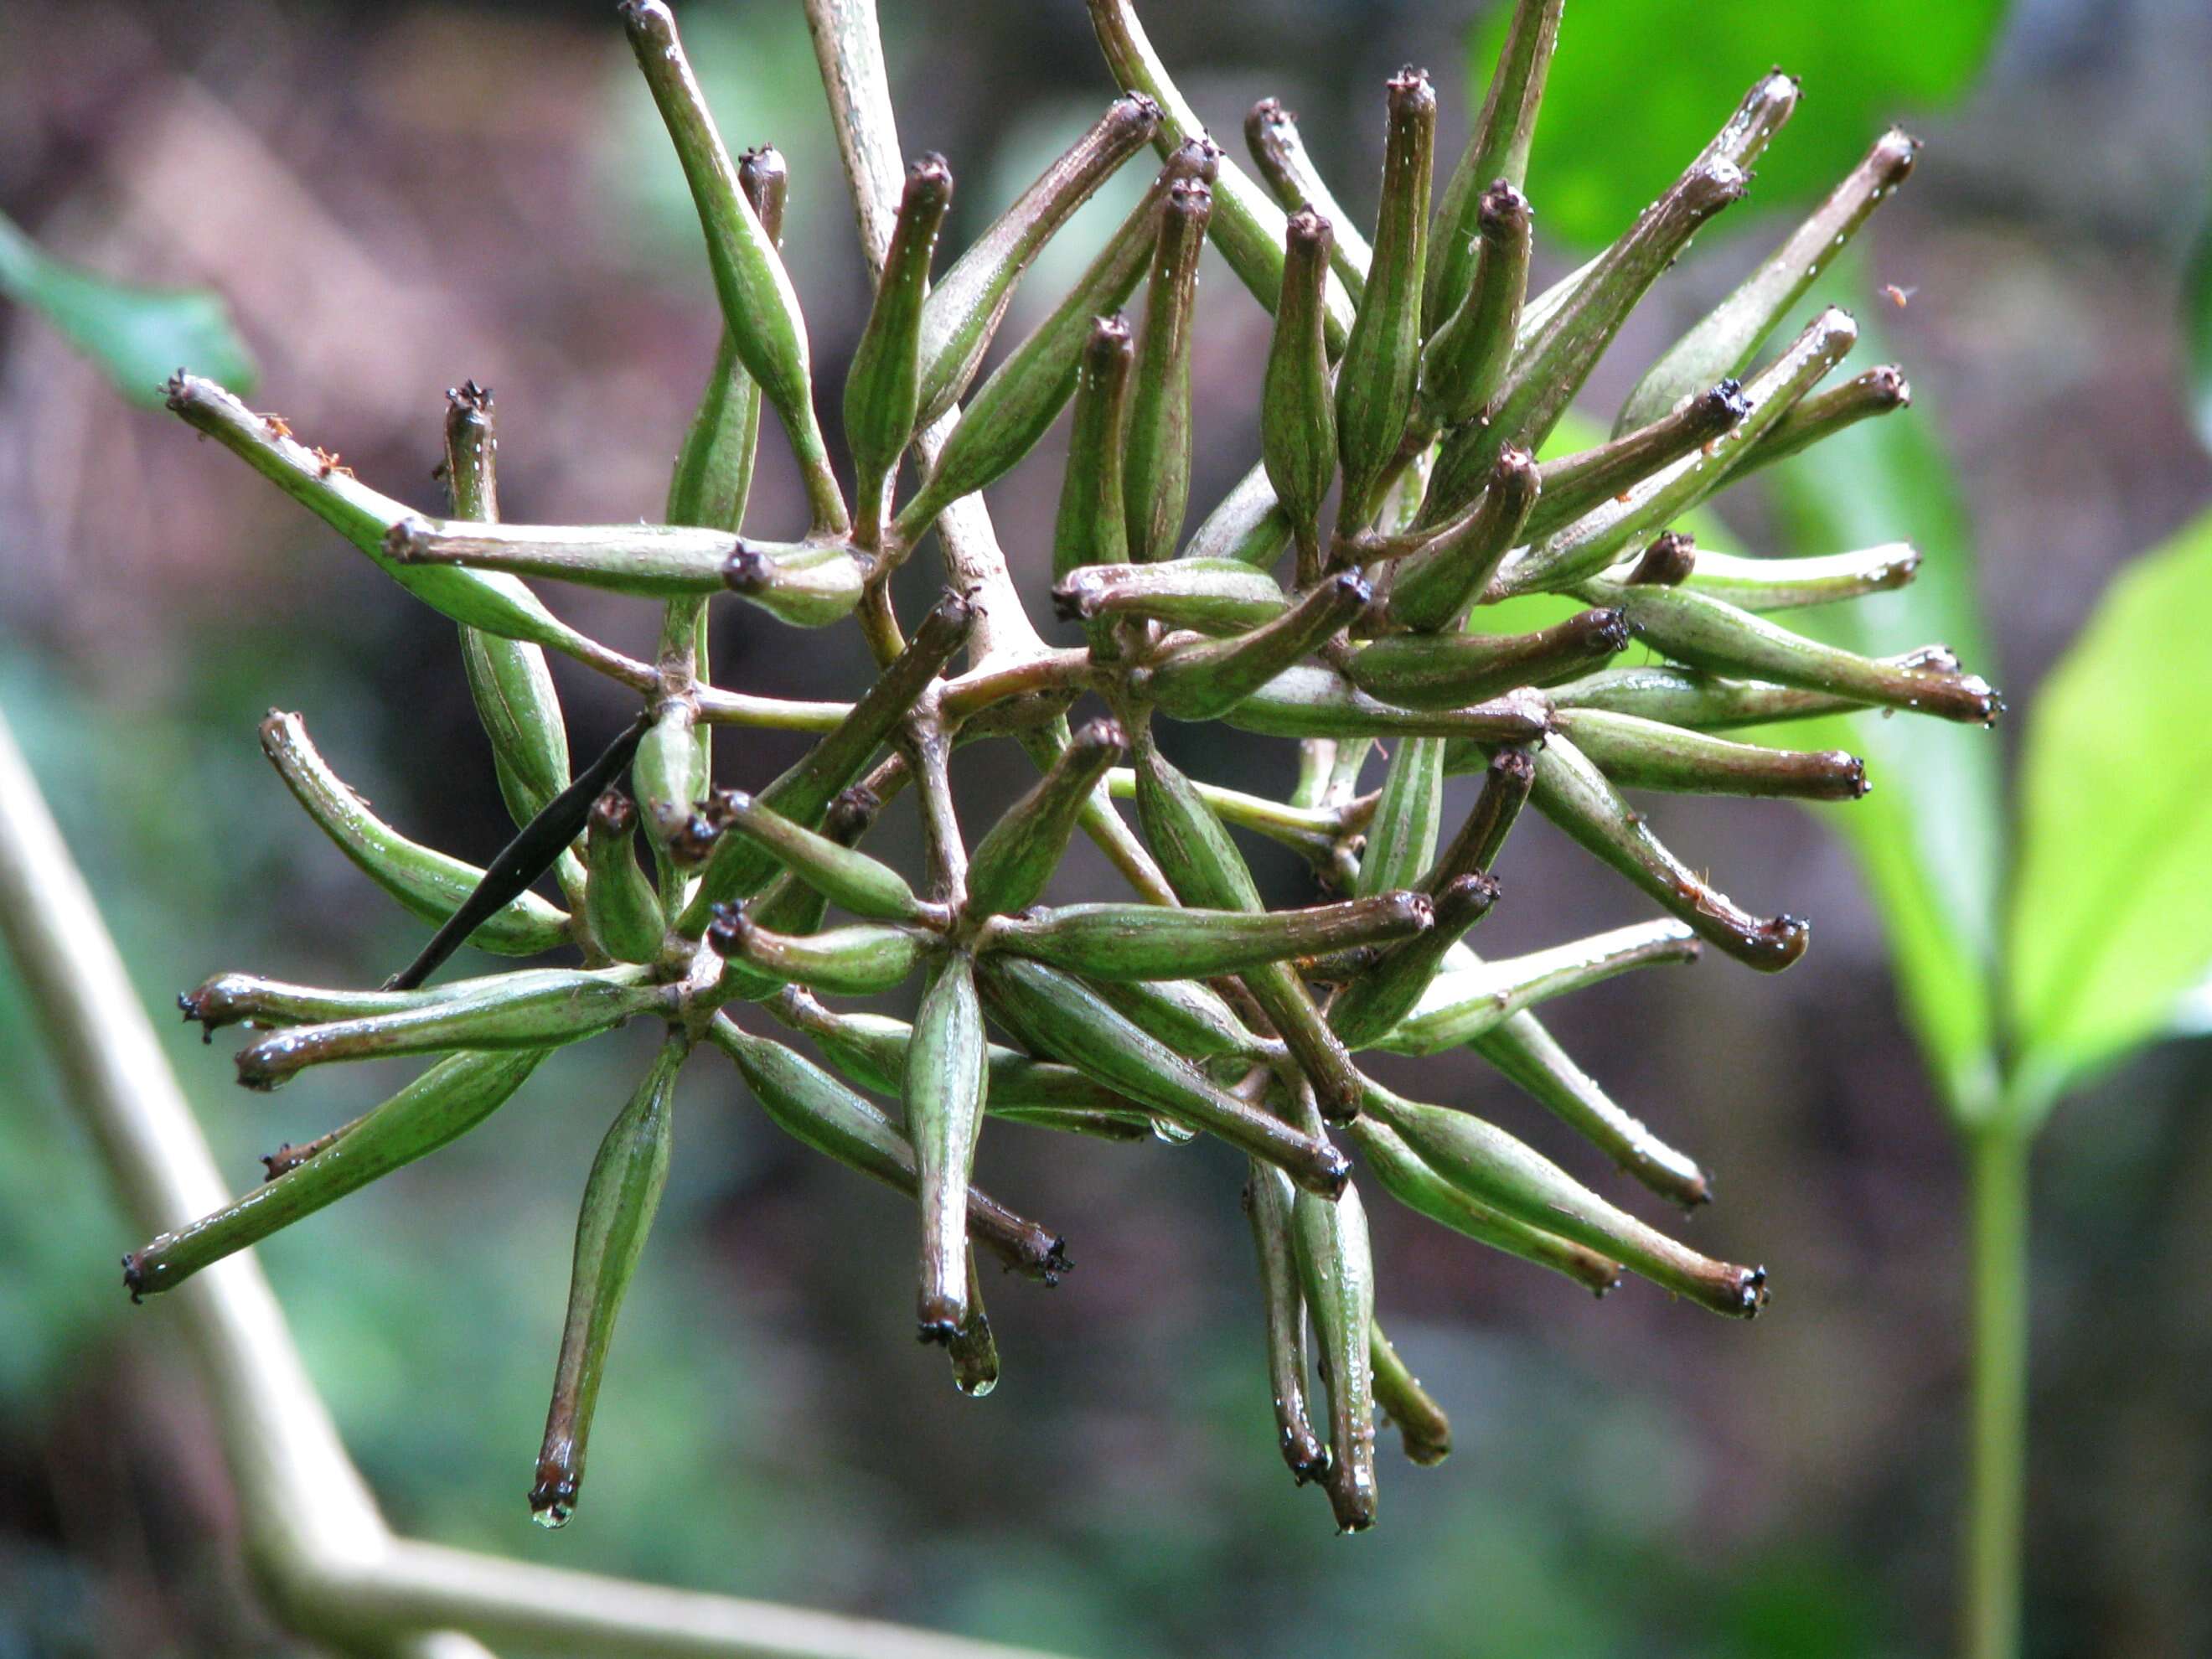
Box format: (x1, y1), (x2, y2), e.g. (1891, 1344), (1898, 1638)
(130, 0), (1991, 1536)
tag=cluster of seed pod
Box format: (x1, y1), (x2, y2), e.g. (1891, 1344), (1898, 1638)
(127, 0), (1996, 1534)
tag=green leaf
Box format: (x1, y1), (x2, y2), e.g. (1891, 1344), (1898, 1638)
(1479, 0), (2010, 248)
(0, 211), (256, 405)
(2006, 504), (2212, 1114)
(1755, 302), (2007, 1122)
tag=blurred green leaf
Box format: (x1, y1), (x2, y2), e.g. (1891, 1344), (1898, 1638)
(1480, 0), (2010, 247)
(0, 210), (256, 405)
(2184, 199), (2212, 453)
(2005, 505), (2212, 1115)
(1756, 302), (2007, 1121)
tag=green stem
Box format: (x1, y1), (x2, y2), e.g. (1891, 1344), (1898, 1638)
(1962, 1121), (2030, 1659)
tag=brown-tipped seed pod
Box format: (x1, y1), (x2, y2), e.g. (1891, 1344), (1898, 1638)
(1292, 1161), (1379, 1531)
(1331, 873), (1501, 1049)
(583, 791), (665, 964)
(1145, 571), (1371, 721)
(1244, 1162), (1332, 1484)
(1423, 747), (1537, 895)
(1056, 559), (1289, 636)
(1264, 208), (1340, 581)
(1372, 920), (1700, 1055)
(705, 904), (925, 998)
(1348, 608), (1628, 710)
(1053, 316), (1136, 585)
(1665, 542), (1920, 612)
(980, 892), (1430, 983)
(1123, 174), (1212, 563)
(966, 718), (1129, 916)
(907, 953), (990, 1342)
(1246, 101), (1372, 297)
(1522, 381), (1749, 542)
(713, 790), (926, 923)
(1369, 1321), (1452, 1466)
(1553, 708), (1869, 801)
(846, 154), (954, 544)
(1731, 364), (1913, 479)
(1419, 180), (1532, 432)
(1385, 447), (1542, 631)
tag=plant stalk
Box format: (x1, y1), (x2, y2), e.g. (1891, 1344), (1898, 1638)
(1962, 1120), (2031, 1659)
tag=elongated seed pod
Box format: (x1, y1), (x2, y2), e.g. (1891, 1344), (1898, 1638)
(1052, 318), (1135, 584)
(907, 953), (989, 1340)
(620, 1), (847, 536)
(1263, 208), (1338, 579)
(234, 970), (662, 1090)
(847, 156), (954, 541)
(708, 1017), (1068, 1283)
(1123, 175), (1212, 563)
(1544, 662), (1904, 730)
(979, 956), (1347, 1195)
(721, 537), (869, 628)
(705, 906), (925, 998)
(1422, 746), (1536, 894)
(1220, 670), (1552, 742)
(167, 377), (645, 686)
(260, 712), (569, 957)
(1730, 365), (1911, 480)
(1348, 609), (1626, 711)
(1530, 735), (1808, 971)
(179, 965), (598, 1037)
(681, 592), (973, 930)
(1426, 0), (1562, 332)
(1146, 572), (1370, 721)
(1617, 130), (1918, 435)
(1554, 708), (1868, 800)
(1090, 974), (1276, 1066)
(981, 893), (1429, 982)
(895, 147), (1209, 543)
(583, 792), (665, 964)
(966, 718), (1128, 915)
(1335, 70), (1434, 524)
(1292, 1169), (1377, 1531)
(1418, 182), (1531, 431)
(666, 146), (786, 535)
(1385, 447), (1540, 633)
(1627, 529), (1699, 587)
(388, 518), (747, 598)
(386, 710), (652, 990)
(531, 1034), (685, 1527)
(1347, 1114), (1623, 1294)
(122, 1047), (549, 1299)
(1522, 381), (1749, 542)
(1355, 736), (1445, 902)
(1598, 583), (2000, 724)
(1331, 873), (1498, 1048)
(1360, 1084), (1765, 1316)
(1246, 101), (1372, 295)
(632, 697), (699, 854)
(1369, 1321), (1450, 1466)
(701, 787), (886, 1002)
(1056, 559), (1288, 636)
(1374, 918), (1698, 1054)
(918, 93), (1161, 427)
(1244, 1162), (1330, 1483)
(1615, 543), (1920, 613)
(712, 790), (923, 922)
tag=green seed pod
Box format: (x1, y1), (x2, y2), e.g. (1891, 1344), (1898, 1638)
(1354, 737), (1445, 899)
(681, 592), (973, 931)
(1263, 208), (1339, 579)
(713, 789), (924, 923)
(1422, 746), (1536, 893)
(1347, 608), (1626, 711)
(632, 698), (699, 855)
(981, 892), (1430, 982)
(165, 377), (644, 685)
(583, 791), (666, 964)
(232, 969), (662, 1091)
(1331, 873), (1499, 1049)
(531, 1034), (685, 1527)
(722, 538), (870, 628)
(1359, 1084), (1765, 1317)
(260, 711), (570, 956)
(122, 1047), (549, 1300)
(1553, 708), (1869, 800)
(700, 787), (886, 1002)
(1368, 1321), (1451, 1467)
(1334, 69), (1434, 524)
(1145, 571), (1371, 722)
(1599, 582), (2000, 724)
(846, 155), (954, 542)
(1383, 447), (1541, 633)
(895, 147), (1207, 544)
(1522, 381), (1749, 542)
(1052, 317), (1136, 584)
(918, 94), (1161, 427)
(966, 718), (1128, 916)
(1529, 735), (1808, 971)
(1731, 364), (1913, 481)
(1290, 1167), (1377, 1532)
(1055, 559), (1288, 636)
(1507, 308), (1861, 594)
(1245, 101), (1372, 297)
(1425, 0), (1562, 332)
(1181, 460), (1295, 569)
(1346, 1114), (1622, 1295)
(907, 952), (990, 1340)
(1545, 661), (1907, 730)
(1663, 543), (1919, 614)
(388, 517), (737, 598)
(1616, 129), (1918, 436)
(1219, 669), (1552, 743)
(1243, 1161), (1330, 1485)
(1130, 731), (1365, 1121)
(708, 1017), (1069, 1284)
(1418, 181), (1531, 431)
(178, 965), (595, 1037)
(947, 1253), (1000, 1397)
(666, 146), (787, 535)
(1372, 917), (1698, 1055)
(1123, 174), (1212, 564)
(1089, 974), (1277, 1066)
(979, 955), (1348, 1195)
(619, 1), (847, 538)
(705, 905), (925, 998)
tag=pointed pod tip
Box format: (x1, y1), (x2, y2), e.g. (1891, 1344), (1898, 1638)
(903, 152), (955, 213)
(827, 783), (884, 840)
(1742, 913), (1809, 972)
(1286, 205), (1334, 251)
(1115, 90), (1164, 132)
(1478, 178), (1533, 234)
(1070, 716), (1129, 760)
(1693, 378), (1751, 436)
(1435, 871), (1501, 924)
(590, 788), (635, 835)
(121, 1251), (150, 1305)
(1165, 134), (1222, 184)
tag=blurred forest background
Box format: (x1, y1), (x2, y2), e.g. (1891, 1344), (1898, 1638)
(4, 2), (2211, 1655)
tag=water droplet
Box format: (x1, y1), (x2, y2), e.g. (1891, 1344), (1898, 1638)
(531, 1503), (572, 1531)
(956, 1372), (998, 1398)
(1150, 1115), (1196, 1145)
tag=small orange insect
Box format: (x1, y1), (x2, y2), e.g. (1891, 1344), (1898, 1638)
(1879, 283), (1918, 309)
(261, 413), (293, 439)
